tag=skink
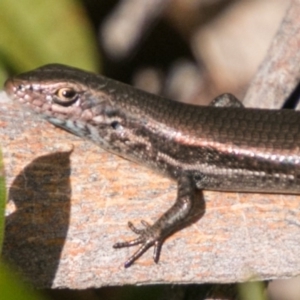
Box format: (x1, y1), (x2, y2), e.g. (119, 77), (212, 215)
(4, 64), (300, 268)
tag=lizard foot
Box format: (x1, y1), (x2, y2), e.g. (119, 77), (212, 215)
(113, 220), (163, 268)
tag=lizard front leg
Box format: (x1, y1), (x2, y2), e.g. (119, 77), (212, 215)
(113, 174), (203, 268)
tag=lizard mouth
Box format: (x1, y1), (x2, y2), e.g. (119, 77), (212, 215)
(4, 78), (53, 116)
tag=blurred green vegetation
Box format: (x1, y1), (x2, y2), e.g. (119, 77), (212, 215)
(0, 150), (5, 253)
(0, 261), (47, 300)
(0, 0), (100, 87)
(238, 281), (267, 300)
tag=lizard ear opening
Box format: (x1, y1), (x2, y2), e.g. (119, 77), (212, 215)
(54, 88), (78, 106)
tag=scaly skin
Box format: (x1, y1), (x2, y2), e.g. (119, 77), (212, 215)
(5, 64), (300, 267)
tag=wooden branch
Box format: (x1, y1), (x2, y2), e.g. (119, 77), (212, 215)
(243, 1), (300, 109)
(2, 2), (300, 289)
(0, 91), (298, 286)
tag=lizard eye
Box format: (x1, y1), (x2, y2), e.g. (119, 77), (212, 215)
(54, 87), (78, 105)
(111, 120), (120, 130)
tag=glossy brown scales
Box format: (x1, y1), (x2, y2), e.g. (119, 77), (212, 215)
(5, 63), (300, 267)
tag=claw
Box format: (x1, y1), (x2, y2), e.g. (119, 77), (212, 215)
(127, 220), (151, 234)
(123, 242), (153, 268)
(113, 220), (162, 267)
(113, 236), (143, 248)
(153, 241), (162, 263)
